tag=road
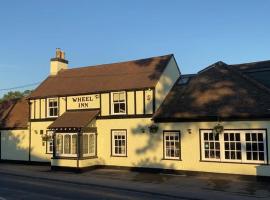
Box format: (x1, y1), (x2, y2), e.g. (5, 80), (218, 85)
(0, 173), (193, 200)
(0, 164), (270, 200)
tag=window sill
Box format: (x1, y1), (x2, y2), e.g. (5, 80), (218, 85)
(110, 155), (127, 158)
(162, 158), (182, 161)
(199, 159), (268, 165)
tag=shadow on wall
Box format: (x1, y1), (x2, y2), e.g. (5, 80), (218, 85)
(129, 64), (270, 175)
(0, 128), (47, 163)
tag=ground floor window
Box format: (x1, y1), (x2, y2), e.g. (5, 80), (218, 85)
(46, 131), (54, 154)
(83, 133), (96, 157)
(201, 129), (267, 164)
(163, 131), (180, 159)
(111, 130), (127, 156)
(56, 133), (77, 157)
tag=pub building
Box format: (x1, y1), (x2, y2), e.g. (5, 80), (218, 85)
(1, 49), (270, 176)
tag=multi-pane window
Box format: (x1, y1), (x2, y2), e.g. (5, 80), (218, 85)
(46, 131), (53, 154)
(112, 130), (127, 156)
(112, 92), (126, 114)
(224, 132), (241, 160)
(55, 133), (77, 157)
(246, 132), (265, 162)
(164, 131), (180, 159)
(203, 132), (220, 160)
(201, 130), (267, 164)
(82, 133), (96, 157)
(48, 98), (58, 117)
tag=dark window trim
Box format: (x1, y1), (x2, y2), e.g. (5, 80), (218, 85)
(34, 100), (36, 119)
(143, 90), (145, 114)
(134, 91), (137, 115)
(199, 128), (268, 165)
(163, 130), (181, 160)
(39, 99), (41, 119)
(111, 129), (127, 157)
(99, 94), (102, 116)
(97, 114), (152, 120)
(152, 88), (156, 112)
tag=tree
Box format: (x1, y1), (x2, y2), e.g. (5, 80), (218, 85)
(0, 90), (32, 104)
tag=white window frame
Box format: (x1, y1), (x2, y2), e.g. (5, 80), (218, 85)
(201, 129), (267, 164)
(47, 98), (58, 117)
(111, 130), (127, 157)
(55, 133), (77, 157)
(46, 131), (54, 154)
(111, 91), (126, 115)
(164, 131), (180, 160)
(82, 132), (96, 157)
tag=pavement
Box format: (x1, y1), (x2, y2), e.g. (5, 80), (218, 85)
(0, 163), (270, 200)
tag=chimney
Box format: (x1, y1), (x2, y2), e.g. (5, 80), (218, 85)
(50, 48), (68, 75)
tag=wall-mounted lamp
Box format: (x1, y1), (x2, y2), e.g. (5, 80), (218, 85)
(187, 129), (192, 134)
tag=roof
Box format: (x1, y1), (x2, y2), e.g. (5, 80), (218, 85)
(153, 62), (270, 122)
(48, 109), (100, 129)
(230, 60), (270, 89)
(29, 54), (173, 99)
(0, 98), (29, 129)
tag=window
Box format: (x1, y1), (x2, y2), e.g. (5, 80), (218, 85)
(224, 132), (241, 160)
(111, 92), (126, 115)
(82, 133), (96, 157)
(202, 132), (220, 160)
(246, 132), (265, 162)
(55, 133), (77, 157)
(46, 131), (54, 154)
(111, 130), (127, 156)
(48, 98), (58, 117)
(164, 131), (180, 159)
(201, 130), (267, 164)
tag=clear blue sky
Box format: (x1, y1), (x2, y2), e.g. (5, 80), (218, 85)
(0, 0), (270, 97)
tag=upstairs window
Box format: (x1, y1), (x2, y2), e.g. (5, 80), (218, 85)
(48, 98), (58, 117)
(112, 92), (126, 115)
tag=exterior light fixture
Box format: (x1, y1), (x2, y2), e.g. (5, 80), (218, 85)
(187, 129), (192, 134)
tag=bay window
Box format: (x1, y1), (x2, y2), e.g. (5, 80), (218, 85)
(55, 133), (77, 157)
(201, 129), (267, 164)
(83, 133), (96, 157)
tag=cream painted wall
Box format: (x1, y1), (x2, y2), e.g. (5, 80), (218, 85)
(101, 93), (110, 116)
(93, 119), (270, 176)
(4, 115), (270, 177)
(135, 91), (144, 114)
(1, 129), (29, 161)
(30, 88), (155, 120)
(30, 121), (54, 162)
(145, 89), (153, 114)
(127, 91), (135, 115)
(40, 99), (46, 119)
(155, 57), (180, 111)
(59, 97), (67, 115)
